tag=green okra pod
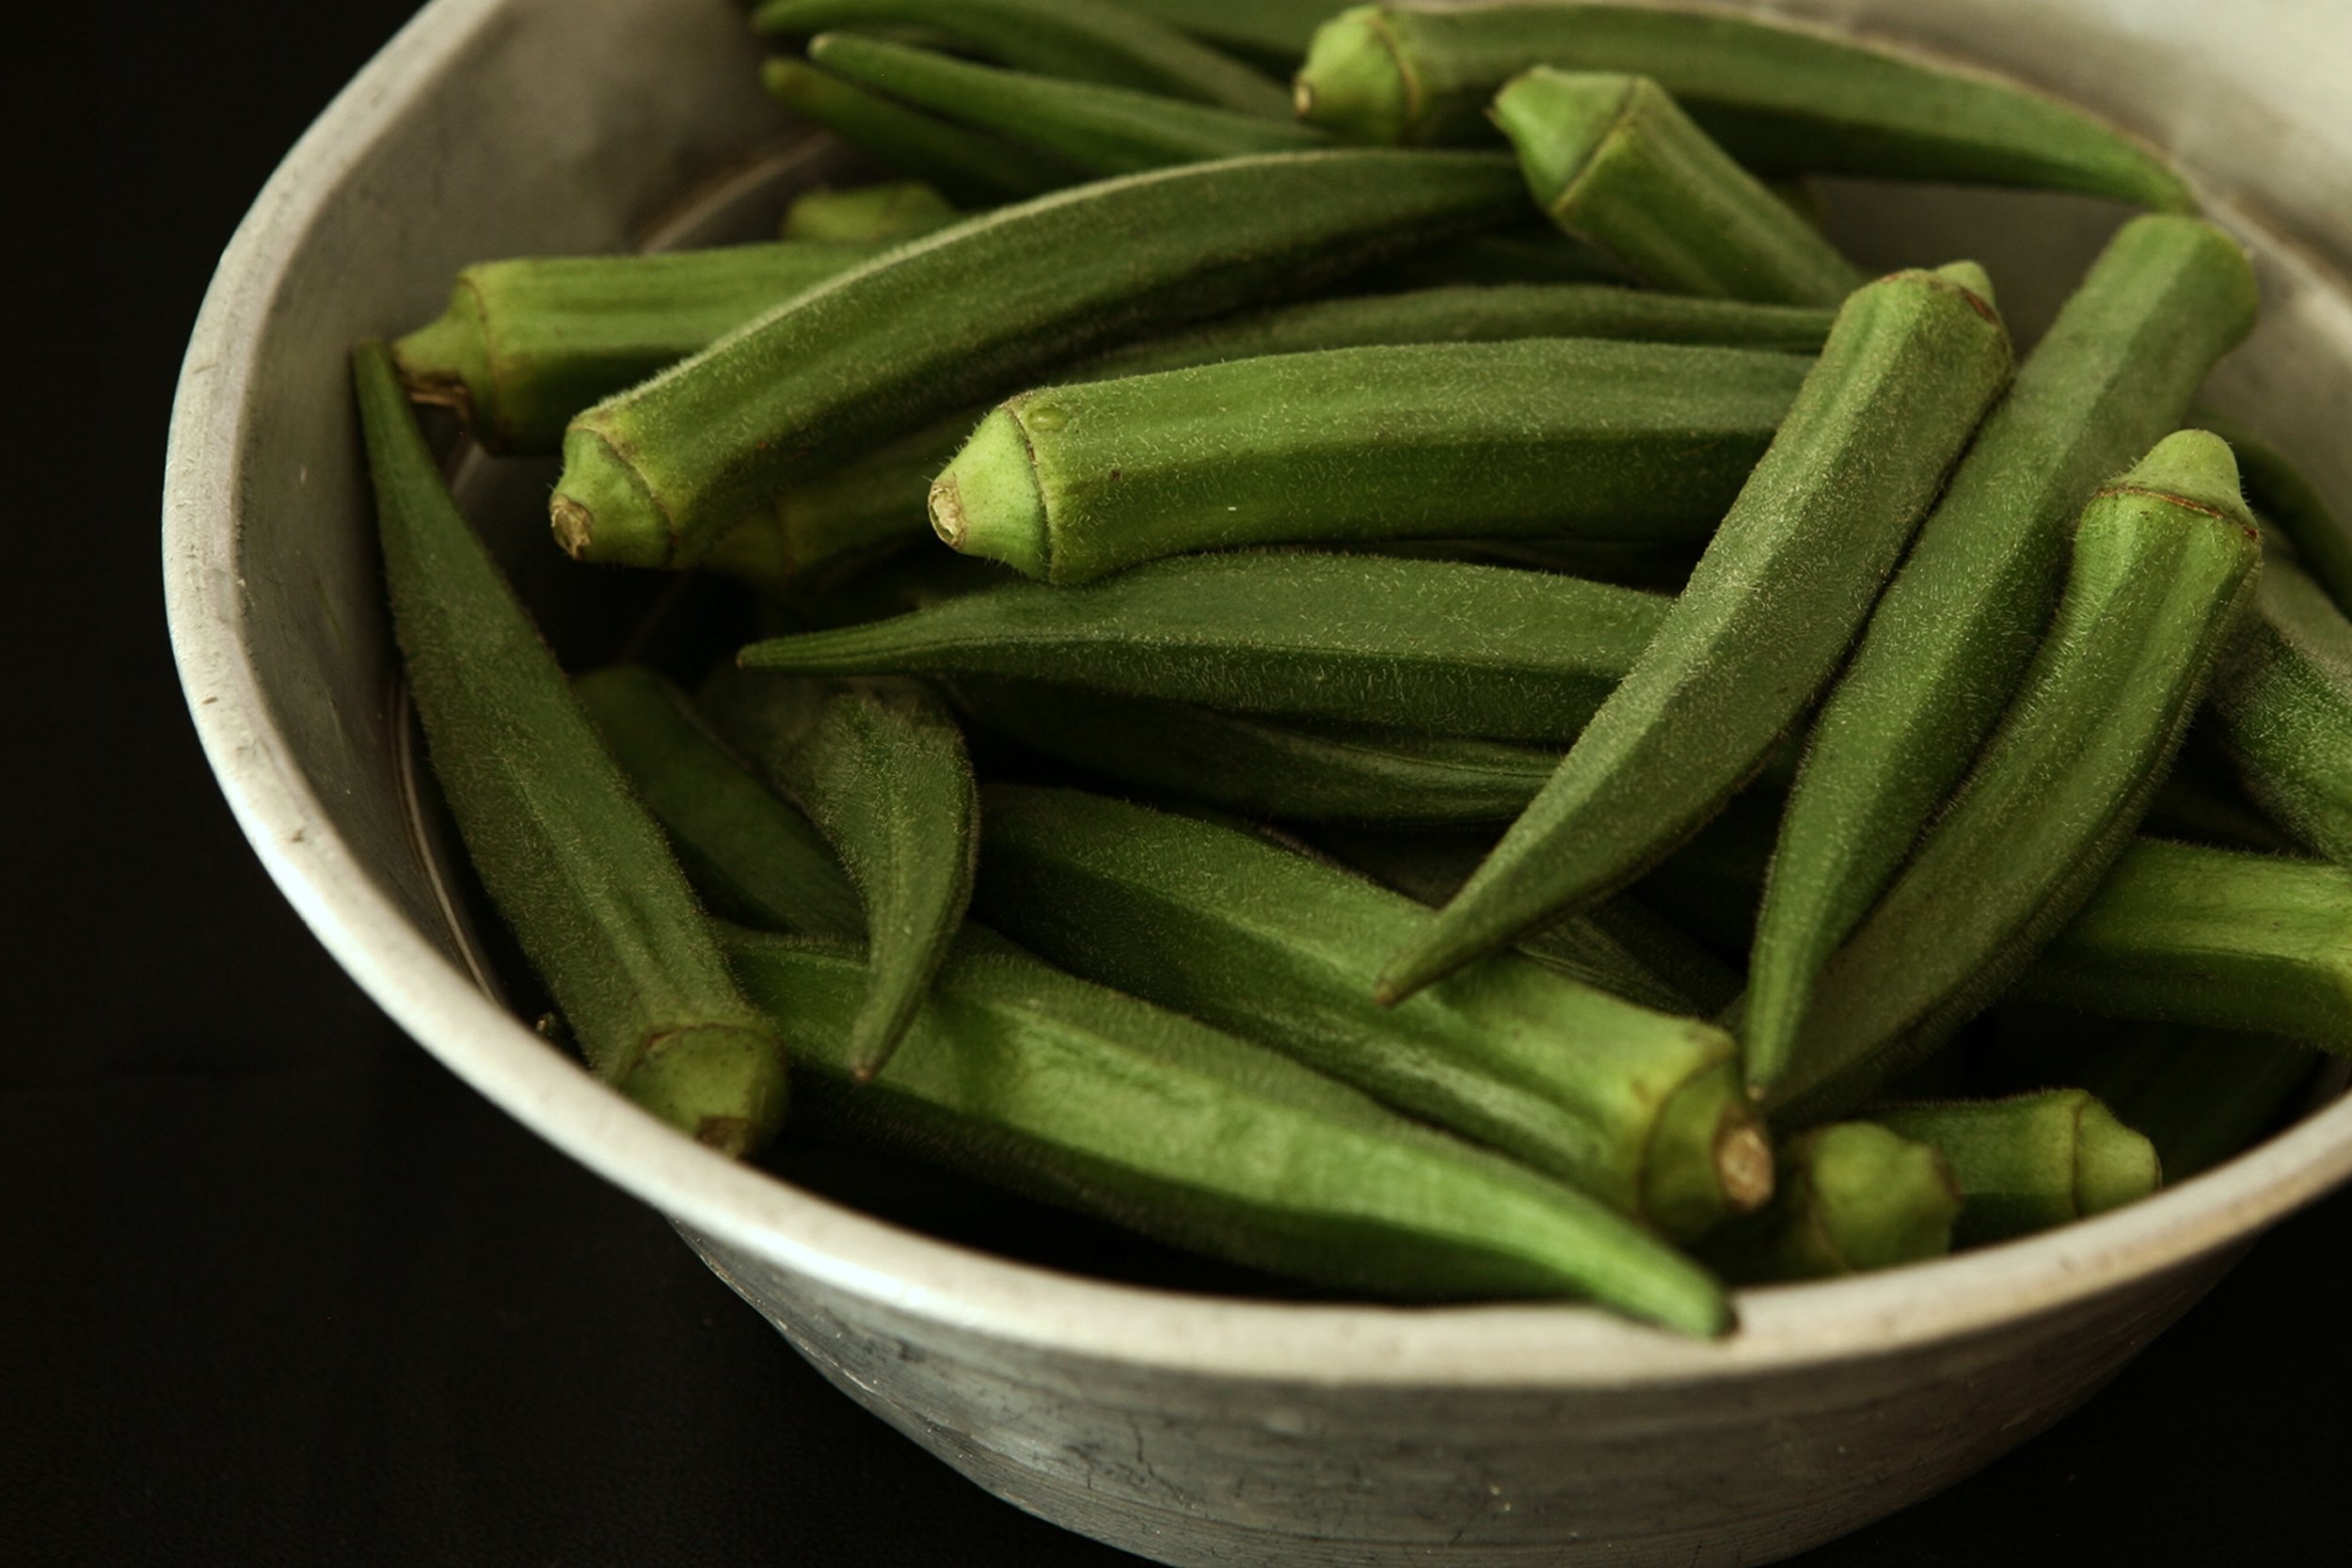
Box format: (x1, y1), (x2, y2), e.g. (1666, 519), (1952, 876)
(1369, 228), (1631, 289)
(549, 150), (1529, 568)
(1108, 0), (1341, 70)
(807, 32), (1329, 176)
(931, 339), (1809, 584)
(723, 929), (1733, 1332)
(760, 59), (1075, 208)
(1491, 69), (1864, 306)
(350, 343), (786, 1155)
(1743, 215), (2259, 1093)
(2014, 839), (2352, 1053)
(391, 242), (882, 454)
(1872, 1091), (2161, 1246)
(973, 785), (1772, 1240)
(947, 678), (1563, 827)
(1697, 1123), (1960, 1283)
(1379, 262), (2012, 1003)
(752, 0), (1292, 116)
(739, 551), (1667, 741)
(1295, 3), (2195, 211)
(780, 181), (964, 244)
(2074, 1025), (2316, 1184)
(1767, 432), (2266, 1127)
(2206, 550), (2352, 869)
(573, 665), (863, 942)
(2187, 408), (2352, 615)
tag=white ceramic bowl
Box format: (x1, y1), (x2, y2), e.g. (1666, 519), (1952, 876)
(165, 2), (2352, 1562)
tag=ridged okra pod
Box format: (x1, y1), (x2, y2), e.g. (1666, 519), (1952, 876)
(1295, 3), (2195, 210)
(739, 551), (1666, 741)
(752, 0), (1292, 116)
(973, 785), (1772, 1241)
(350, 343), (785, 1155)
(1110, 0), (1340, 69)
(1491, 69), (1863, 306)
(2207, 551), (2352, 868)
(932, 339), (1809, 584)
(807, 33), (1328, 175)
(1872, 1092), (2161, 1246)
(723, 930), (1732, 1332)
(573, 665), (863, 942)
(1698, 1123), (1960, 1283)
(760, 58), (1076, 206)
(549, 150), (1529, 568)
(1744, 215), (2258, 1093)
(1379, 262), (2012, 1002)
(2015, 839), (2352, 1053)
(780, 181), (963, 244)
(1767, 433), (2265, 1126)
(2188, 408), (2352, 614)
(391, 242), (881, 454)
(2074, 1026), (2316, 1183)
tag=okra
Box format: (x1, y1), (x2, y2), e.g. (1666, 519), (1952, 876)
(973, 785), (1772, 1240)
(780, 181), (963, 244)
(1379, 263), (2011, 1003)
(948, 678), (1562, 827)
(1371, 228), (1631, 289)
(573, 665), (863, 942)
(1767, 432), (2265, 1127)
(391, 242), (881, 454)
(2188, 408), (2352, 615)
(723, 930), (1733, 1332)
(807, 33), (1329, 175)
(739, 551), (1667, 741)
(759, 58), (1074, 208)
(932, 339), (1808, 584)
(751, 0), (1293, 116)
(1109, 0), (1340, 69)
(2207, 551), (2352, 868)
(1294, 3), (2196, 211)
(1873, 1091), (2161, 1246)
(549, 150), (1529, 568)
(2074, 1025), (2316, 1183)
(1744, 216), (2258, 1091)
(350, 343), (785, 1155)
(1698, 1123), (1960, 1283)
(1492, 69), (1863, 306)
(2014, 838), (2352, 1053)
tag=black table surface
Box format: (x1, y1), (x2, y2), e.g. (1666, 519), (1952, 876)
(9, 3), (2348, 1562)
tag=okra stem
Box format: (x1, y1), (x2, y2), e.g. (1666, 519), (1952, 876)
(1698, 1123), (1960, 1283)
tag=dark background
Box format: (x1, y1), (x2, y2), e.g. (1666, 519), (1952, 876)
(8, 2), (2348, 1563)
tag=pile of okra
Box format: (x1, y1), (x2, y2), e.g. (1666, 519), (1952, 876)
(356, 0), (2352, 1336)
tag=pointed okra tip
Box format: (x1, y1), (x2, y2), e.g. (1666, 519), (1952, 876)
(1295, 7), (1416, 144)
(549, 422), (676, 568)
(1488, 69), (1643, 220)
(2110, 428), (2255, 531)
(929, 406), (1054, 581)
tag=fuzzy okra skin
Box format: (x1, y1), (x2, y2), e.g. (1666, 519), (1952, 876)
(1743, 215), (2259, 1093)
(807, 33), (1330, 176)
(2188, 408), (2352, 616)
(752, 0), (1292, 116)
(350, 343), (786, 1156)
(780, 181), (963, 245)
(760, 59), (1077, 207)
(390, 243), (881, 455)
(2014, 839), (2352, 1053)
(973, 785), (1772, 1240)
(1378, 262), (2012, 1004)
(933, 339), (1807, 584)
(550, 150), (1529, 569)
(1767, 433), (2265, 1128)
(739, 551), (1666, 740)
(1109, 0), (1341, 68)
(1698, 1123), (1960, 1283)
(2206, 552), (2352, 868)
(1492, 70), (1863, 307)
(723, 930), (1733, 1332)
(1294, 4), (2196, 211)
(1872, 1092), (2161, 1247)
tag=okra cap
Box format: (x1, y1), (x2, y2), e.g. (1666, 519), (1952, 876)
(930, 406), (1054, 580)
(1294, 7), (1418, 144)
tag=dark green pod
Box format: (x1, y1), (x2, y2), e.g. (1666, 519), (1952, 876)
(2207, 551), (2352, 869)
(1491, 69), (1863, 306)
(350, 343), (785, 1155)
(752, 0), (1292, 116)
(780, 181), (964, 244)
(973, 785), (1772, 1240)
(1873, 1091), (2161, 1246)
(1698, 1123), (1960, 1283)
(1379, 262), (2011, 1003)
(807, 32), (1328, 175)
(739, 551), (1667, 741)
(760, 58), (1075, 207)
(1109, 0), (1340, 69)
(549, 150), (1529, 568)
(1295, 3), (2195, 211)
(2074, 1025), (2316, 1184)
(932, 339), (1809, 583)
(723, 930), (1733, 1333)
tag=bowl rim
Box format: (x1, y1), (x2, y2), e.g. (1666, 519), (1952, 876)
(164, 0), (2352, 1386)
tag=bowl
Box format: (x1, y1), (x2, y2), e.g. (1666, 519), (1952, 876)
(164, 1), (2352, 1562)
